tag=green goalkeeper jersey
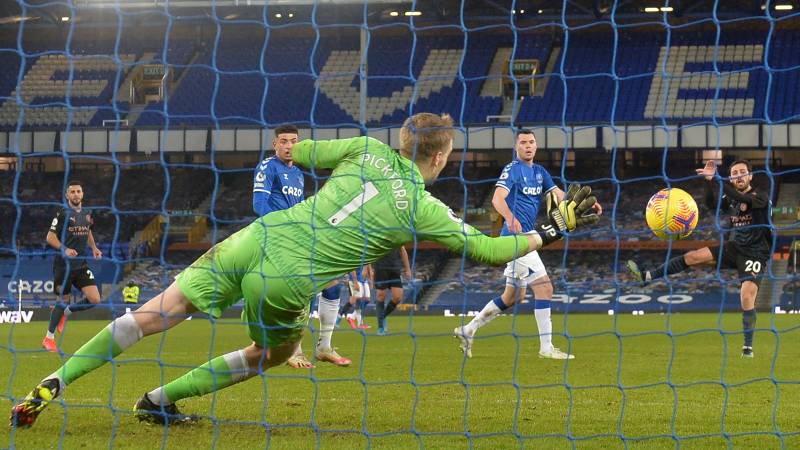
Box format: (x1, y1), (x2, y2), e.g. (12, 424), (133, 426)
(255, 136), (531, 296)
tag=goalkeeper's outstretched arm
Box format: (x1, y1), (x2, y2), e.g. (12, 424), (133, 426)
(414, 185), (598, 266)
(292, 136), (381, 170)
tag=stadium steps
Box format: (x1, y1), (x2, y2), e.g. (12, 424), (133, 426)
(119, 263), (156, 290)
(418, 258), (464, 306)
(500, 97), (517, 119)
(773, 184), (799, 249)
(123, 104), (148, 126)
(480, 47), (512, 97)
(172, 50), (201, 87)
(533, 46), (560, 97)
(507, 45), (558, 122)
(117, 52), (157, 104)
(757, 258), (789, 311)
(124, 50), (198, 122)
(780, 184), (800, 205)
(199, 184), (233, 242)
(197, 183), (224, 215)
(123, 48), (200, 126)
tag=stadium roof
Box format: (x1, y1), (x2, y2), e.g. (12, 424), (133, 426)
(0, 0), (796, 28)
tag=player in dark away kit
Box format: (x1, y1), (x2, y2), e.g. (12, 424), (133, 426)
(42, 180), (103, 352)
(627, 160), (772, 358)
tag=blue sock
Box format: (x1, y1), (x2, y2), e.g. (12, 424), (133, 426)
(492, 297), (510, 311)
(47, 303), (67, 334)
(377, 301), (386, 329)
(338, 302), (353, 317)
(743, 309), (756, 347)
(321, 285), (341, 300)
(652, 255), (689, 279)
(534, 300), (551, 310)
(358, 300), (368, 317)
(384, 301), (397, 317)
(66, 298), (95, 314)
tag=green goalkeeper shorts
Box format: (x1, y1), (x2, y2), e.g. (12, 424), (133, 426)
(176, 222), (310, 349)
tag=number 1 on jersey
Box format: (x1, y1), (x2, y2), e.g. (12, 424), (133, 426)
(328, 182), (379, 226)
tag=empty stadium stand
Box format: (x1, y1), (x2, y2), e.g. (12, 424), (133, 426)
(3, 28), (797, 129)
(0, 166), (213, 253)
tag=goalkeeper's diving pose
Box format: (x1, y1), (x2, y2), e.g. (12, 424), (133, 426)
(252, 124), (350, 368)
(11, 113), (598, 428)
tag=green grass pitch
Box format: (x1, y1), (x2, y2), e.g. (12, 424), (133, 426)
(2, 313), (800, 449)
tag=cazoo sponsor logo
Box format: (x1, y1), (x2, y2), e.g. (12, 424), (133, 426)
(551, 293), (693, 305)
(442, 293), (694, 316)
(281, 186), (303, 197)
(522, 186), (542, 196)
(7, 280), (55, 294)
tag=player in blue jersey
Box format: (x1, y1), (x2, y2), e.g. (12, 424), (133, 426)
(338, 265), (372, 329)
(253, 125), (305, 214)
(253, 124), (350, 368)
(455, 130), (602, 359)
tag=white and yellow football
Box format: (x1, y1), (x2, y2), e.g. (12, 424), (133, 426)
(645, 188), (699, 240)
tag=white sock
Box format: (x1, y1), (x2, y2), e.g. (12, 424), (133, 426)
(43, 314), (141, 400)
(46, 331), (55, 340)
(534, 301), (553, 351)
(109, 313), (143, 351)
(63, 307), (73, 317)
(355, 307), (363, 325)
(464, 299), (504, 336)
(147, 387), (169, 406)
(317, 295), (339, 350)
(294, 341), (303, 357)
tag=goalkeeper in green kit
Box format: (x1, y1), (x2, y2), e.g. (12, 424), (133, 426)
(10, 113), (598, 428)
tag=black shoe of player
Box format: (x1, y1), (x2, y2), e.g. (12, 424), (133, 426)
(741, 346), (754, 358)
(626, 260), (650, 286)
(133, 394), (198, 425)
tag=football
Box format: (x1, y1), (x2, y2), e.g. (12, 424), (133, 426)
(645, 188), (699, 240)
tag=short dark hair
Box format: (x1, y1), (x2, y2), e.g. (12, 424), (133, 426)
(274, 124), (299, 137)
(730, 160), (751, 173)
(516, 129), (536, 138)
(66, 180), (82, 189)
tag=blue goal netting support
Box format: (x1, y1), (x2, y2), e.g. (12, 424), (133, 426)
(2, 0), (800, 448)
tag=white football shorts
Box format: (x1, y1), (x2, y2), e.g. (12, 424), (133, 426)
(503, 250), (548, 288)
(348, 281), (371, 299)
